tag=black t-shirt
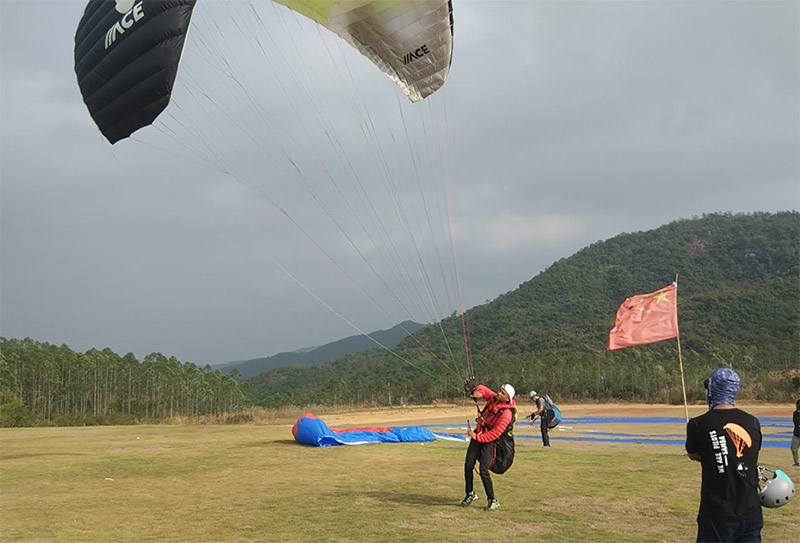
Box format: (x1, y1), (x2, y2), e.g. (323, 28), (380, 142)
(685, 408), (762, 520)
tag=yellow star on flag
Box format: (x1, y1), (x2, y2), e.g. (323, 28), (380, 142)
(607, 283), (679, 350)
(654, 291), (669, 304)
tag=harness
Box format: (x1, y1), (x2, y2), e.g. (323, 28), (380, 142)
(476, 402), (514, 434)
(485, 405), (517, 474)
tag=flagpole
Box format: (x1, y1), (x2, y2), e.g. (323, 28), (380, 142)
(674, 274), (689, 422)
(677, 332), (689, 422)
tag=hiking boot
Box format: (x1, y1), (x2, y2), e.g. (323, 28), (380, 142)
(484, 499), (500, 511)
(460, 492), (477, 506)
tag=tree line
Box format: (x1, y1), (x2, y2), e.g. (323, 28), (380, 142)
(248, 340), (799, 408)
(0, 338), (249, 427)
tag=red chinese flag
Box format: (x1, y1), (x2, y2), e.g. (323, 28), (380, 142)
(608, 283), (679, 350)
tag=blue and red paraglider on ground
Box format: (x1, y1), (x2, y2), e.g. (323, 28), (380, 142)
(292, 413), (466, 447)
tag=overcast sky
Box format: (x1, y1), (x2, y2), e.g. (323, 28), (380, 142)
(1, 0), (798, 367)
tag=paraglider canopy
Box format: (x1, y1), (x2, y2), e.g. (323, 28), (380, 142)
(292, 413), (464, 446)
(74, 0), (454, 143)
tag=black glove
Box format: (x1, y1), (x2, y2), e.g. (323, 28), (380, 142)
(463, 378), (476, 397)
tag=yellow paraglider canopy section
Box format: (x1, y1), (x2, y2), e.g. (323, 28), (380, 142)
(276, 0), (453, 101)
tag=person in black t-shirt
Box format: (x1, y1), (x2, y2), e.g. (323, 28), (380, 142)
(686, 368), (762, 543)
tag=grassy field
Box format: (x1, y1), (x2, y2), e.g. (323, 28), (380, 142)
(1, 405), (797, 543)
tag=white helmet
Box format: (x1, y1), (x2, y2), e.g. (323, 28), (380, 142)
(500, 384), (515, 402)
(758, 468), (795, 508)
(529, 390), (537, 398)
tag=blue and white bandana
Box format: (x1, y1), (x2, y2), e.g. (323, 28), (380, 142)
(706, 368), (740, 408)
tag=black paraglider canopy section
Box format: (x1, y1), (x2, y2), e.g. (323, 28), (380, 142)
(74, 0), (197, 144)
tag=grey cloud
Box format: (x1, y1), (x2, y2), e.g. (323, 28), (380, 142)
(1, 0), (797, 365)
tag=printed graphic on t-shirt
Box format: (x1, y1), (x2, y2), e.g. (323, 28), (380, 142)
(708, 422), (754, 477)
(708, 429), (729, 473)
(723, 422), (752, 458)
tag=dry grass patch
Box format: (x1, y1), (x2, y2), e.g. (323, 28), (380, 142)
(1, 406), (797, 543)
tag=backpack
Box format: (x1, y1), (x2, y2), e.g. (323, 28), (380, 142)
(488, 406), (517, 474)
(543, 393), (562, 429)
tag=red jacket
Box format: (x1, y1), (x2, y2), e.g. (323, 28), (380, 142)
(473, 384), (516, 443)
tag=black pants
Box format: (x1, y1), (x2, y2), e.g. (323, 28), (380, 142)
(464, 439), (494, 500)
(696, 512), (762, 542)
(540, 409), (554, 445)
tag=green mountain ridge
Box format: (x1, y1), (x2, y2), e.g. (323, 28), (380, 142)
(249, 211), (799, 407)
(214, 320), (425, 379)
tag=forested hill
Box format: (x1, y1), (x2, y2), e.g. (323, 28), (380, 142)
(2, 212), (797, 426)
(250, 211), (800, 406)
(214, 321), (424, 379)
